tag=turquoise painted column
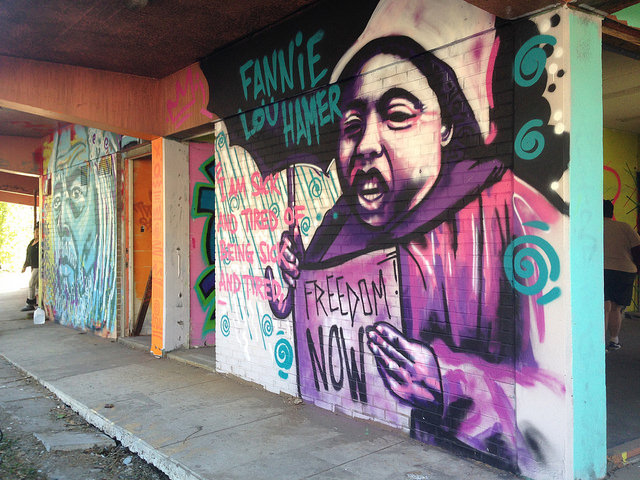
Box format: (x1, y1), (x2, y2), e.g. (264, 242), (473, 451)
(569, 9), (606, 480)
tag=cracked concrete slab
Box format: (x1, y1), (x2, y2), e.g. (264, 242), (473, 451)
(35, 431), (117, 452)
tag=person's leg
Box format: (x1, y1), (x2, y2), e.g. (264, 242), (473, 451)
(604, 269), (613, 343)
(605, 300), (612, 341)
(605, 270), (633, 349)
(20, 268), (38, 311)
(608, 301), (623, 344)
(28, 268), (37, 302)
(32, 267), (38, 305)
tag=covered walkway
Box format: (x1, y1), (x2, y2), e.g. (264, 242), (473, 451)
(0, 272), (516, 480)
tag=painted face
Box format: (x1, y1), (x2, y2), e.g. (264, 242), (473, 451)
(52, 162), (98, 289)
(338, 54), (445, 227)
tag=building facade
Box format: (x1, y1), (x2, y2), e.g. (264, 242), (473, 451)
(0, 1), (611, 478)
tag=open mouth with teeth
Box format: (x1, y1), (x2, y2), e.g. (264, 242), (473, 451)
(56, 237), (78, 285)
(354, 169), (389, 210)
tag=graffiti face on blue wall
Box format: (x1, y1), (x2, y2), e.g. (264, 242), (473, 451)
(199, 0), (570, 476)
(43, 126), (119, 336)
(52, 158), (98, 291)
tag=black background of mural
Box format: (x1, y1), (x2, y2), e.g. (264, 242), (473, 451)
(493, 17), (569, 214)
(200, 0), (377, 177)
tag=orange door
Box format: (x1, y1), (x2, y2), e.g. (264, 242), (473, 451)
(132, 157), (152, 334)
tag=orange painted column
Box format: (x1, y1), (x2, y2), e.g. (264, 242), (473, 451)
(151, 138), (164, 356)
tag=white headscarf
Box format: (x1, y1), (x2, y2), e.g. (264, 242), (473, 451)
(330, 0), (496, 141)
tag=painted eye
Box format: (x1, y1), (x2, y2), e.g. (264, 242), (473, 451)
(341, 111), (363, 137)
(384, 100), (419, 130)
(70, 186), (85, 202)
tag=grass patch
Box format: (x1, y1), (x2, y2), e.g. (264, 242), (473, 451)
(0, 433), (46, 480)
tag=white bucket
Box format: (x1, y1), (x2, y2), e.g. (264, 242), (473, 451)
(33, 307), (45, 325)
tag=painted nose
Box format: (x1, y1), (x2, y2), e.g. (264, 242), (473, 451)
(57, 193), (72, 238)
(356, 111), (383, 159)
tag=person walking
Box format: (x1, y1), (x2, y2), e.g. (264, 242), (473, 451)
(20, 222), (39, 312)
(604, 200), (640, 350)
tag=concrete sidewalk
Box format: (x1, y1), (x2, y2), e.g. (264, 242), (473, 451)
(0, 279), (515, 479)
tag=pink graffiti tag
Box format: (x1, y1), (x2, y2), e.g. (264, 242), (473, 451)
(166, 67), (214, 129)
(240, 208), (279, 231)
(251, 171), (282, 197)
(484, 36), (500, 145)
(604, 165), (621, 221)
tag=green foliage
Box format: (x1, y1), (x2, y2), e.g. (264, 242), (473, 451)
(0, 202), (35, 271)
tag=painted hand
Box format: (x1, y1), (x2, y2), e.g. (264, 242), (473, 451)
(278, 228), (302, 288)
(265, 227), (304, 319)
(366, 322), (443, 409)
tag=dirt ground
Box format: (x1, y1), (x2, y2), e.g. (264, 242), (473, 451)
(0, 358), (169, 480)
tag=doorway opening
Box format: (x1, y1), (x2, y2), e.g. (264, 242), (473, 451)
(602, 46), (640, 461)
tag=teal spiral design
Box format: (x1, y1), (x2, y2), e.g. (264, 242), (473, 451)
(274, 336), (294, 379)
(216, 132), (227, 149)
(261, 314), (274, 337)
(269, 202), (280, 219)
(228, 196), (240, 211)
(299, 216), (311, 236)
(514, 35), (556, 87)
(503, 228), (561, 305)
(515, 119), (545, 161)
(309, 177), (323, 198)
(220, 314), (231, 337)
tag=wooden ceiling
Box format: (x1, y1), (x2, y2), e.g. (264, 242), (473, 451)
(0, 0), (318, 79)
(0, 0), (638, 138)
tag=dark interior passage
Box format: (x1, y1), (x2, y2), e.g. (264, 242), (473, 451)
(607, 314), (640, 448)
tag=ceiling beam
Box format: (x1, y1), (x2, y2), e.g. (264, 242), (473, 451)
(580, 0), (640, 14)
(0, 190), (36, 207)
(0, 56), (218, 140)
(464, 1), (640, 58)
(0, 172), (38, 196)
(0, 136), (42, 176)
(0, 56), (164, 140)
(463, 1), (639, 19)
(601, 10), (640, 58)
(463, 0), (565, 19)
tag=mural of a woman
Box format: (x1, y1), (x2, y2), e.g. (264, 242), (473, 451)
(275, 1), (567, 474)
(46, 126), (118, 335)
